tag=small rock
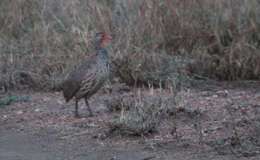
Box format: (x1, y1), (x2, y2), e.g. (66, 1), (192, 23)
(201, 91), (210, 96)
(93, 133), (107, 140)
(212, 95), (218, 98)
(110, 156), (119, 160)
(42, 97), (50, 102)
(57, 100), (63, 105)
(35, 108), (40, 112)
(216, 90), (229, 97)
(206, 97), (212, 100)
(16, 110), (23, 115)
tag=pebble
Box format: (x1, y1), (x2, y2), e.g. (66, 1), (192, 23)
(16, 110), (23, 115)
(35, 108), (40, 112)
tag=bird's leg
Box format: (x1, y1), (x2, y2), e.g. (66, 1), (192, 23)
(84, 98), (93, 116)
(75, 99), (80, 118)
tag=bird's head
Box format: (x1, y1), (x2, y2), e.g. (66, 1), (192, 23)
(96, 32), (112, 47)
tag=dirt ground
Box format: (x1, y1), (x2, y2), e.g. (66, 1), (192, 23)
(0, 81), (260, 160)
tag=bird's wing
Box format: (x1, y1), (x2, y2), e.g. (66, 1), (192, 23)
(62, 55), (97, 102)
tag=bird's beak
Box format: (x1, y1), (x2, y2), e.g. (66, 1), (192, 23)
(104, 35), (112, 40)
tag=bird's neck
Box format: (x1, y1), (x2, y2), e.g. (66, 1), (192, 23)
(96, 40), (104, 50)
(95, 39), (110, 63)
(99, 40), (104, 47)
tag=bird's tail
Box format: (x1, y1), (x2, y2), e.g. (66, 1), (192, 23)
(53, 81), (64, 91)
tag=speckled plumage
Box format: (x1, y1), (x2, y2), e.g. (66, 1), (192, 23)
(61, 32), (111, 117)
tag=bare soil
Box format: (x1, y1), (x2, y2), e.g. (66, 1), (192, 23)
(0, 81), (260, 160)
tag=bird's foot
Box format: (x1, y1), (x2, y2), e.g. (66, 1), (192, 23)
(74, 113), (81, 118)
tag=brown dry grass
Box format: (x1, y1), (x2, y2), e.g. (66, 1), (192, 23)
(0, 0), (259, 90)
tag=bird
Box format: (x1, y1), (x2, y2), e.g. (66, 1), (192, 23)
(61, 32), (112, 118)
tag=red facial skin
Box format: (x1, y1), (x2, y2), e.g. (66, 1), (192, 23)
(101, 35), (112, 40)
(99, 34), (112, 47)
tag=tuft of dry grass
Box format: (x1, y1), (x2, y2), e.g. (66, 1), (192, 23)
(105, 94), (165, 136)
(0, 92), (30, 106)
(103, 77), (193, 136)
(0, 0), (259, 90)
